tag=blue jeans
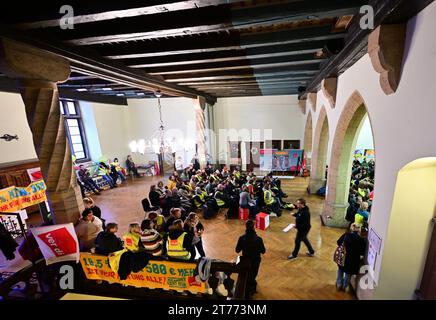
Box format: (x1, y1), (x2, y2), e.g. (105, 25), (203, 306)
(101, 175), (115, 188)
(336, 268), (352, 289)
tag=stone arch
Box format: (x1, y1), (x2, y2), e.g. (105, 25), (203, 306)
(309, 106), (329, 193)
(323, 91), (374, 227)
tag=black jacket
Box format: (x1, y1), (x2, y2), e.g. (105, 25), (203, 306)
(94, 231), (124, 255)
(149, 190), (162, 207)
(236, 229), (266, 261)
(294, 206), (311, 232)
(0, 223), (18, 260)
(337, 231), (366, 274)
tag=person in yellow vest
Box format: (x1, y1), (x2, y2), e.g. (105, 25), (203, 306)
(167, 176), (177, 190)
(263, 184), (281, 217)
(214, 184), (229, 208)
(111, 158), (126, 182)
(98, 162), (117, 189)
(123, 223), (144, 252)
(166, 219), (194, 261)
(147, 211), (165, 234)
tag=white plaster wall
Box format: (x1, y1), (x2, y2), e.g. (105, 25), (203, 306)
(214, 95), (304, 164)
(0, 92), (37, 164)
(304, 2), (436, 299)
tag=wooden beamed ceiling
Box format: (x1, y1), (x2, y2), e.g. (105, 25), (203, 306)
(1, 0), (430, 102)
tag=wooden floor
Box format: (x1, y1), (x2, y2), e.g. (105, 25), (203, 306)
(94, 176), (354, 300)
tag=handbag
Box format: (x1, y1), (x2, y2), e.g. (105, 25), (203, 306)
(333, 238), (346, 267)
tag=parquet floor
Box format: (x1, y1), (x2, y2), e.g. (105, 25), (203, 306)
(94, 176), (354, 300)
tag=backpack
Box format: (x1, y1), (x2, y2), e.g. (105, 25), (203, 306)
(333, 236), (347, 267)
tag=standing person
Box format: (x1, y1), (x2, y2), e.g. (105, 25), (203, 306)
(288, 198), (315, 260)
(335, 223), (366, 291)
(235, 219), (266, 298)
(175, 156), (184, 175)
(184, 212), (206, 258)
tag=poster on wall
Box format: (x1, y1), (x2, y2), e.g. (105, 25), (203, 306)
(367, 228), (382, 274)
(259, 149), (276, 171)
(271, 150), (304, 171)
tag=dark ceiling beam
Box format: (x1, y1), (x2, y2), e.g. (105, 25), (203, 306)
(126, 41), (326, 68)
(54, 1), (364, 45)
(302, 0), (434, 97)
(14, 1), (242, 29)
(182, 76), (314, 86)
(147, 54), (323, 76)
(0, 28), (216, 104)
(100, 25), (345, 60)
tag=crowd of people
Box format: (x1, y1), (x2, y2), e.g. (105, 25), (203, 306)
(345, 158), (375, 229)
(75, 155), (144, 197)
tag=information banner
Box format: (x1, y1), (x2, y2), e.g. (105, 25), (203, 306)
(0, 180), (47, 213)
(271, 149), (304, 171)
(259, 149), (276, 171)
(80, 253), (206, 294)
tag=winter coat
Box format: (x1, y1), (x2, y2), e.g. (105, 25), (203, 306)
(337, 231), (366, 275)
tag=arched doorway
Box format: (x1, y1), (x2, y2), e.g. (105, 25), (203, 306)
(309, 106), (329, 193)
(375, 158), (436, 299)
(303, 111), (313, 173)
(323, 91), (374, 227)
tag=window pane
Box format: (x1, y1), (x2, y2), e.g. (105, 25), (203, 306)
(70, 135), (82, 144)
(68, 126), (80, 135)
(73, 143), (84, 152)
(67, 119), (79, 127)
(67, 101), (77, 115)
(60, 103), (65, 115)
(75, 151), (85, 160)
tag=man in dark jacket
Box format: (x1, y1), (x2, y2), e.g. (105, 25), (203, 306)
(236, 219), (266, 298)
(94, 223), (124, 255)
(288, 198), (315, 260)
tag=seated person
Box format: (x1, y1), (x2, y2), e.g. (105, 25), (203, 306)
(140, 219), (163, 256)
(214, 184), (229, 208)
(167, 176), (177, 190)
(149, 185), (165, 207)
(147, 211), (165, 234)
(239, 184), (258, 219)
(98, 162), (117, 189)
(83, 197), (103, 221)
(126, 155), (141, 178)
(110, 158), (126, 183)
(263, 184), (281, 217)
(75, 209), (103, 251)
(166, 219), (194, 261)
(164, 208), (182, 233)
(123, 223), (144, 252)
(192, 187), (207, 213)
(94, 223), (124, 255)
(77, 165), (101, 195)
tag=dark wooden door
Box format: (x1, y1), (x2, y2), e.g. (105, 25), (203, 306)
(419, 218), (436, 299)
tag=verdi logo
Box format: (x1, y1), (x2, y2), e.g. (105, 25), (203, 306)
(37, 228), (77, 257)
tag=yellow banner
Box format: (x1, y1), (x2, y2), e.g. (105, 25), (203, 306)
(0, 180), (47, 213)
(80, 253), (206, 294)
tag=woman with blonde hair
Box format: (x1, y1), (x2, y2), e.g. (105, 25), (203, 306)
(334, 223), (366, 292)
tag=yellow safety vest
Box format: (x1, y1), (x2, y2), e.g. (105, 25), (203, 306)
(108, 249), (127, 273)
(264, 190), (275, 206)
(211, 175), (219, 182)
(201, 190), (208, 199)
(156, 215), (164, 228)
(235, 171), (241, 179)
(215, 191), (225, 207)
(167, 233), (191, 260)
(358, 188), (366, 198)
(123, 232), (141, 252)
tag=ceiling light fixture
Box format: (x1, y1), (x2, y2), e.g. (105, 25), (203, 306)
(77, 88), (88, 92)
(102, 87), (112, 91)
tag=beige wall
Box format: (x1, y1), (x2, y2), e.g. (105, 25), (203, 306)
(0, 92), (37, 164)
(375, 158), (436, 299)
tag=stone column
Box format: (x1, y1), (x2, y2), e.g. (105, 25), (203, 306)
(0, 38), (84, 224)
(194, 96), (207, 168)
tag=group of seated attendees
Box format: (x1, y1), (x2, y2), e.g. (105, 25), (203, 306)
(345, 158), (375, 228)
(75, 155), (145, 197)
(74, 197), (206, 262)
(148, 164), (294, 220)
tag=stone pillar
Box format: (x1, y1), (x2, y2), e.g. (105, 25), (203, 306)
(194, 96), (207, 168)
(0, 38), (84, 224)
